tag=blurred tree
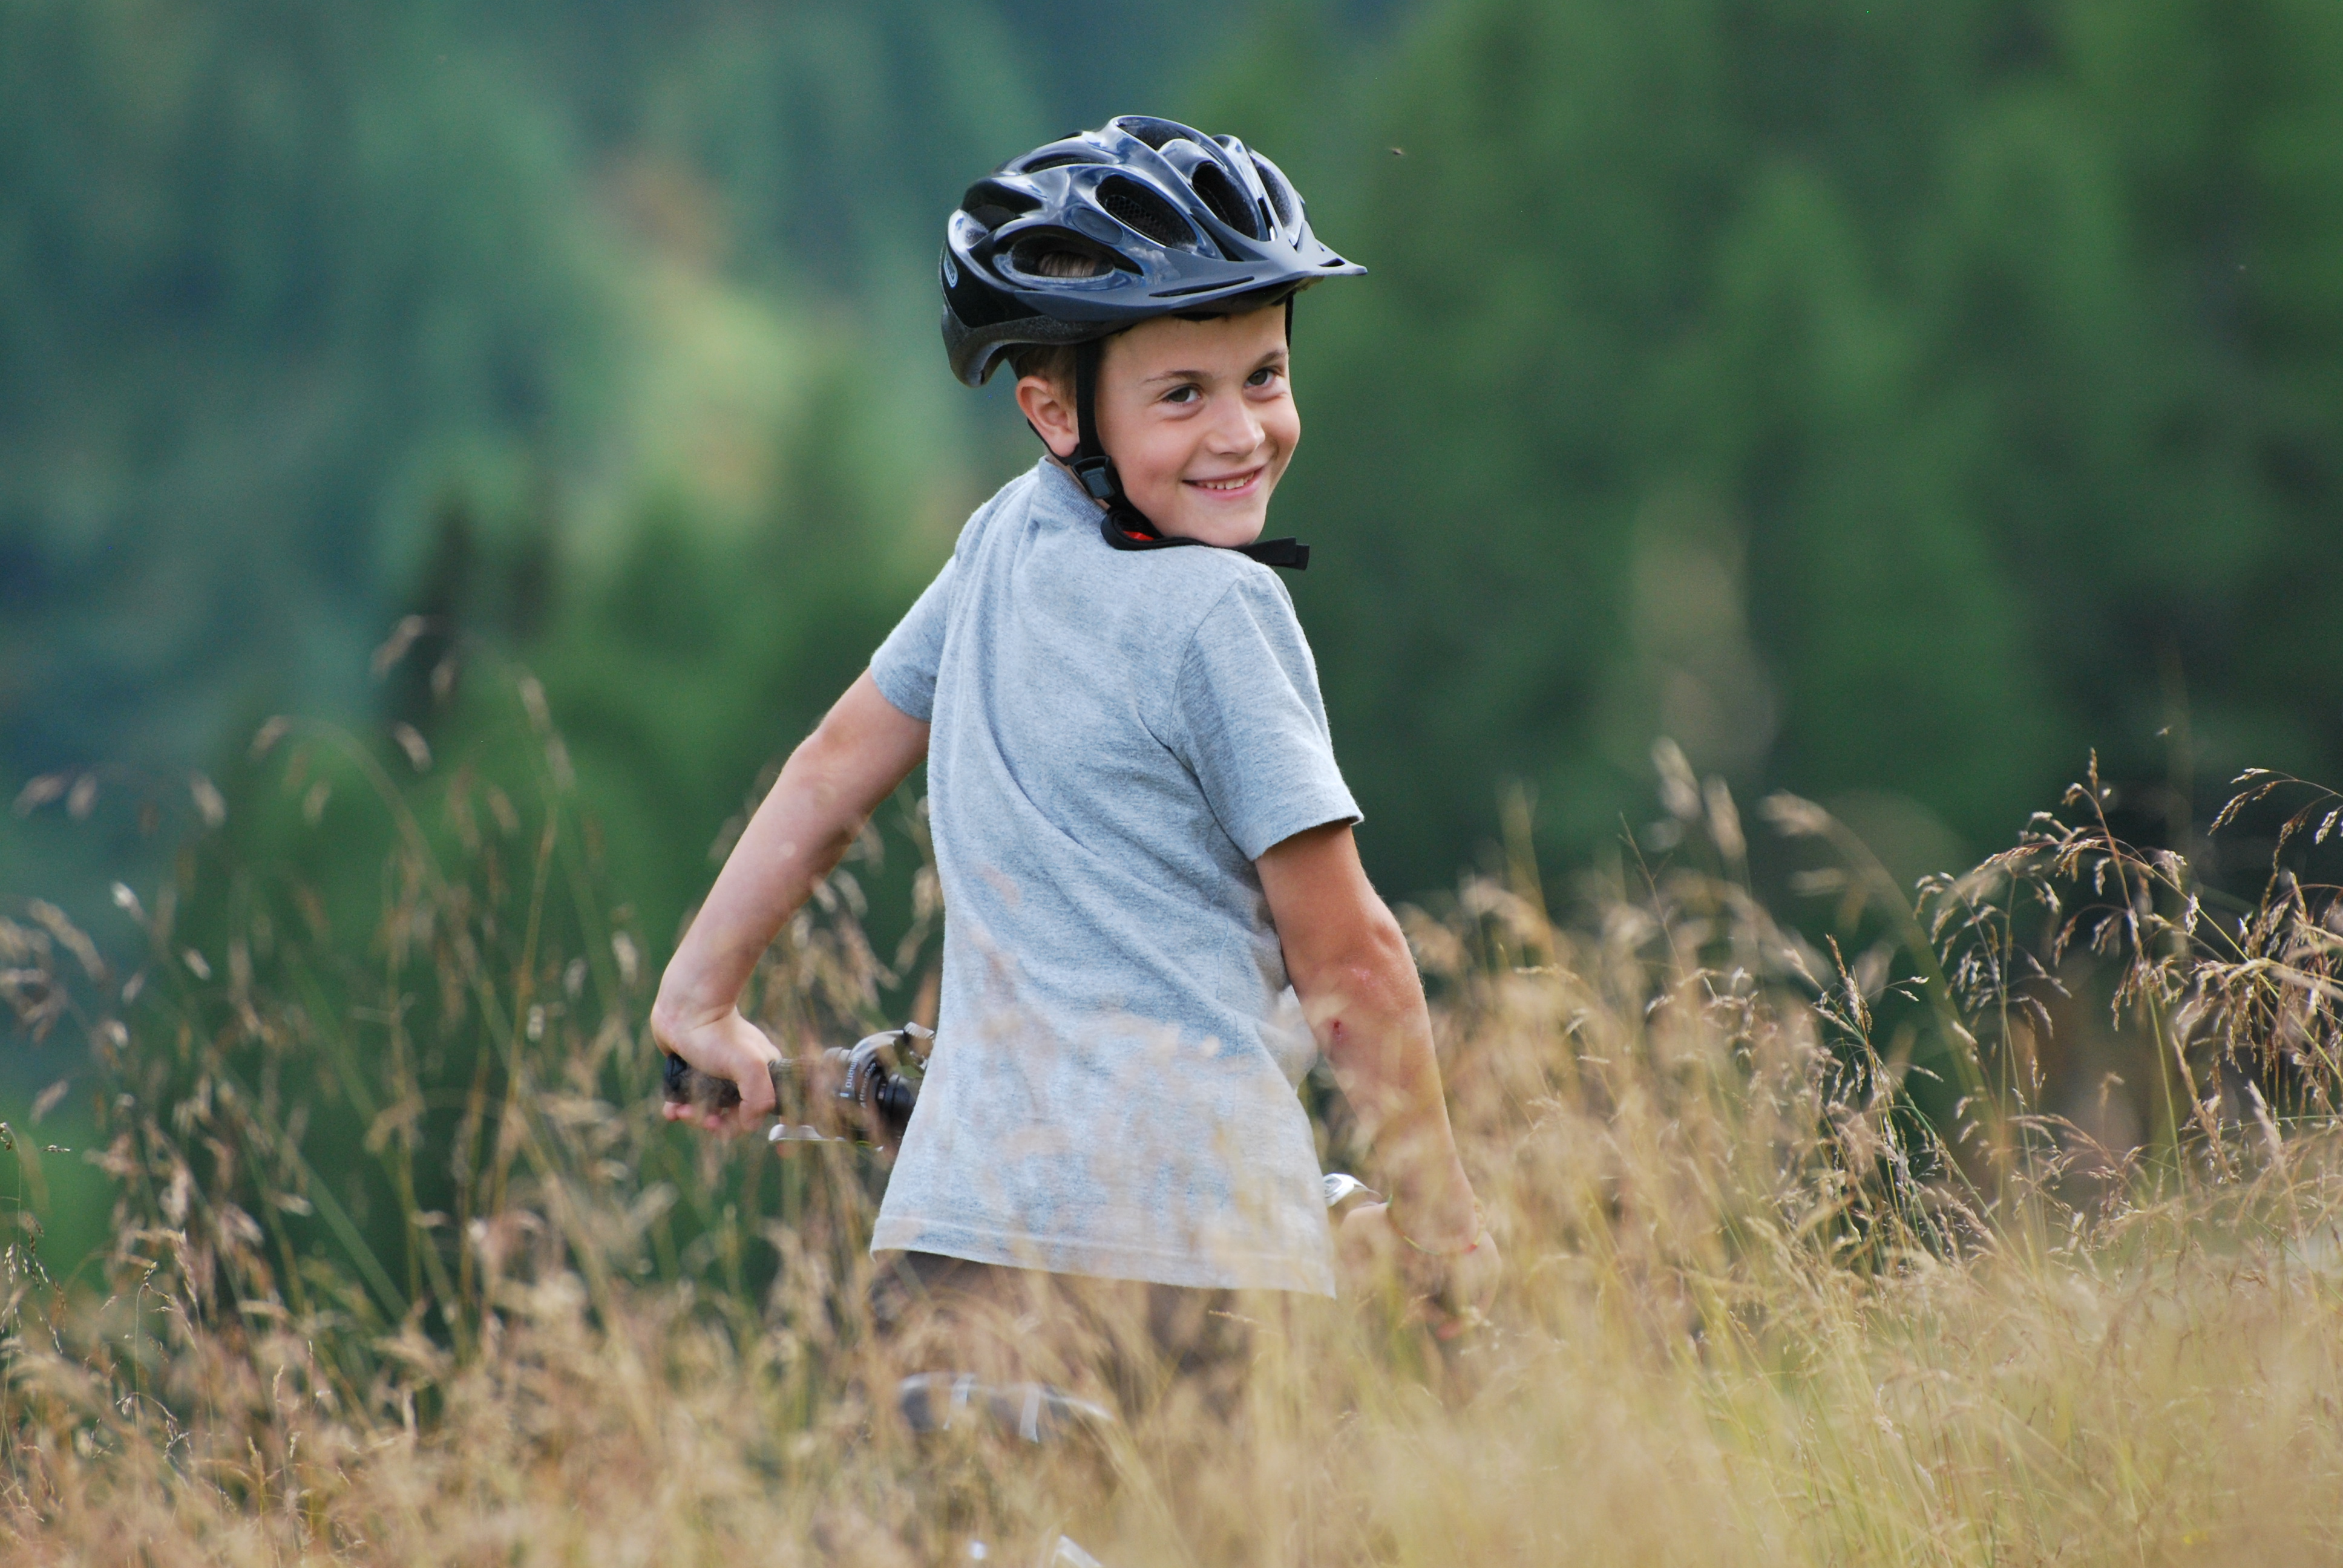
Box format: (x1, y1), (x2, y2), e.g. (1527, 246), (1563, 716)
(9, 0), (2341, 939)
(0, 0), (1037, 926)
(0, 0), (613, 781)
(1224, 0), (2343, 895)
(487, 350), (940, 946)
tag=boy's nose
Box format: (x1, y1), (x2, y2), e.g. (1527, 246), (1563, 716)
(1204, 397), (1264, 456)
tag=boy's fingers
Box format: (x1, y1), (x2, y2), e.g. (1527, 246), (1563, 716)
(1424, 1237), (1501, 1337)
(658, 1013), (785, 1135)
(1337, 1202), (1499, 1337)
(738, 1058), (780, 1119)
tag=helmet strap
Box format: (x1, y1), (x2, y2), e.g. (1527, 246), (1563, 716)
(1067, 337), (1129, 514)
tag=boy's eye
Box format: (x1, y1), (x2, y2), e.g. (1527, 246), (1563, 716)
(1162, 384), (1200, 405)
(1247, 365), (1282, 388)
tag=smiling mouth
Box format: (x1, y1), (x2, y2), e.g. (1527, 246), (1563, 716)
(1185, 466), (1264, 495)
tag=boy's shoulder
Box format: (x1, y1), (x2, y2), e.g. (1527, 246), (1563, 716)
(948, 461), (1046, 558)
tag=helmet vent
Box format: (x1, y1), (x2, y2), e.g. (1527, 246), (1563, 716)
(1115, 116), (1190, 151)
(1015, 151), (1091, 173)
(1253, 158), (1296, 228)
(1188, 163), (1260, 240)
(1096, 177), (1193, 248)
(959, 180), (1040, 233)
(1005, 230), (1116, 280)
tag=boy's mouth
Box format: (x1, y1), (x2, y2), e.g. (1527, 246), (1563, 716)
(1184, 465), (1265, 497)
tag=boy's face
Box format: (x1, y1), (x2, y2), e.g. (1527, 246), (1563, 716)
(1018, 305), (1299, 549)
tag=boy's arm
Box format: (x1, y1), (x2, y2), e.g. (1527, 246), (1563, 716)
(652, 671), (929, 1134)
(1257, 822), (1498, 1323)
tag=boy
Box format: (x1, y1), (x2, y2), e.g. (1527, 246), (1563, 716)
(652, 117), (1495, 1389)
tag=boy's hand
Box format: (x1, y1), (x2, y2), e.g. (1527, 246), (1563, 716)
(1335, 1201), (1501, 1339)
(652, 1005), (784, 1135)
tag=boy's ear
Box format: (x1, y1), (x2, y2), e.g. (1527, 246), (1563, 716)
(1015, 373), (1081, 460)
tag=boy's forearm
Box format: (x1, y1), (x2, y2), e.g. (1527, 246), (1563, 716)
(655, 672), (928, 1031)
(1257, 823), (1482, 1246)
(655, 756), (860, 1026)
(1307, 957), (1481, 1247)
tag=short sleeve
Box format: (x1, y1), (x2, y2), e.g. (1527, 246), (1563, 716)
(1169, 573), (1362, 861)
(870, 554), (959, 722)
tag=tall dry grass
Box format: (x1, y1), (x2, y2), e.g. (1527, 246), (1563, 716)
(5, 693), (2343, 1565)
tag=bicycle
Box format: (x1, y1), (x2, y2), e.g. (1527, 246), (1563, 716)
(661, 1027), (1384, 1567)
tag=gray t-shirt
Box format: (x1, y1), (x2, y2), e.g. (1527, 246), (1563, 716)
(866, 457), (1360, 1294)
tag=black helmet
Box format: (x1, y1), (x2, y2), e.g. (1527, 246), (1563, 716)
(940, 117), (1361, 572)
(941, 114), (1364, 389)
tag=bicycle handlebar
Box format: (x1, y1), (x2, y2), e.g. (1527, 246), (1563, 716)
(663, 1029), (1382, 1222)
(660, 1023), (932, 1149)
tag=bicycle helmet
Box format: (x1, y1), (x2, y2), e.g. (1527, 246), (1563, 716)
(940, 116), (1364, 570)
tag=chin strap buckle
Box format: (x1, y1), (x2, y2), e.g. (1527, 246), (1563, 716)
(1240, 537), (1309, 570)
(1069, 453), (1121, 505)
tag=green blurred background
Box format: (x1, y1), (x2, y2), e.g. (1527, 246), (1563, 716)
(6, 0), (2342, 1248)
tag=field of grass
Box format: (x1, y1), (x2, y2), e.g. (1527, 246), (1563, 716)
(4, 711), (2342, 1565)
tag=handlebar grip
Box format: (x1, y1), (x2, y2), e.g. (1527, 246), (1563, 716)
(660, 1051), (788, 1114)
